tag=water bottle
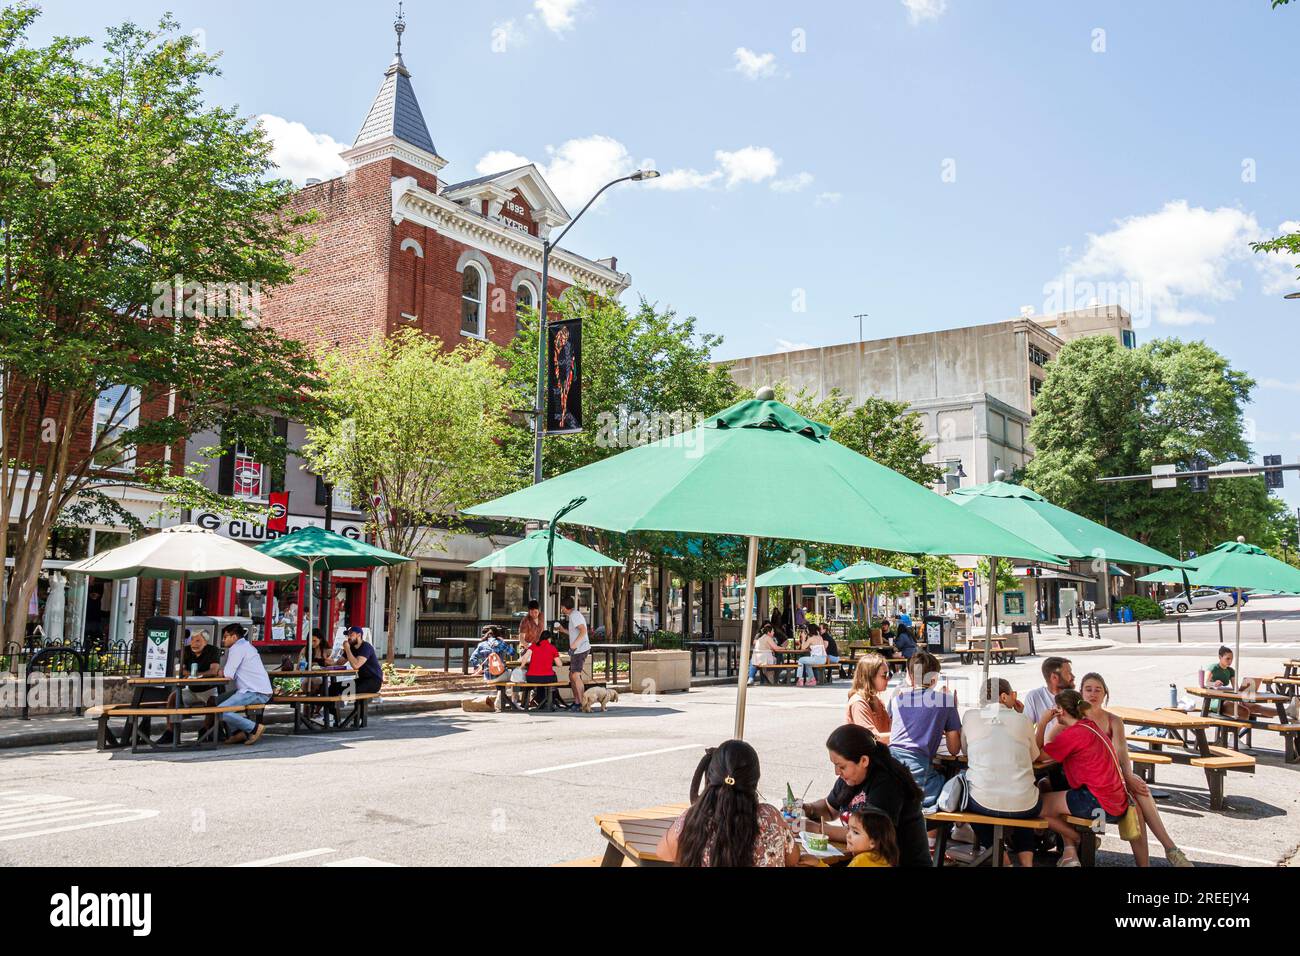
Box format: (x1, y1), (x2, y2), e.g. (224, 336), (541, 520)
(1169, 683), (1178, 708)
(1198, 667), (1207, 688)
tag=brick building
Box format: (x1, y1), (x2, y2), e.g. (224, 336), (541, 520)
(182, 18), (630, 658)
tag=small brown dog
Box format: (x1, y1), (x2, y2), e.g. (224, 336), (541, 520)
(580, 686), (619, 713)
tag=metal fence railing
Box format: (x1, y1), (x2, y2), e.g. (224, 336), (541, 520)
(3, 638), (142, 677)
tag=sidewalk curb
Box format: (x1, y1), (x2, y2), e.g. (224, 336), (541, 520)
(0, 695), (470, 752)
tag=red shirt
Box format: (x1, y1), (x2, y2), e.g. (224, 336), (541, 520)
(526, 639), (560, 678)
(1043, 718), (1128, 817)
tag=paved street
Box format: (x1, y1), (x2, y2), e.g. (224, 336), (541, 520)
(2, 644), (1298, 868)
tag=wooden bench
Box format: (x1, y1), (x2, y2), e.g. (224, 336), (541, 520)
(271, 693), (379, 733)
(104, 704), (268, 753)
(955, 645), (1019, 665)
(489, 680), (606, 713)
(752, 663), (798, 686)
(928, 810), (1100, 867)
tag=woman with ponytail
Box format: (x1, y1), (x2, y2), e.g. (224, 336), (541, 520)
(656, 740), (800, 867)
(803, 724), (931, 866)
(1038, 689), (1150, 867)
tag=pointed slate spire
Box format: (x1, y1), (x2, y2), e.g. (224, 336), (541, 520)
(353, 4), (438, 157)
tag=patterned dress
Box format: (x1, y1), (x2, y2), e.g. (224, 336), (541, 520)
(668, 802), (796, 867)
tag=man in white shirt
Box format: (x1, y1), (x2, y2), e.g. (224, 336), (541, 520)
(1023, 656), (1074, 725)
(557, 595), (589, 713)
(218, 623), (273, 746)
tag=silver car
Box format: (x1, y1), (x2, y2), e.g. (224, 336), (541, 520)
(1161, 588), (1235, 614)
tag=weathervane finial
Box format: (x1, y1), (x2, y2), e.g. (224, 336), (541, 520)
(394, 2), (406, 56)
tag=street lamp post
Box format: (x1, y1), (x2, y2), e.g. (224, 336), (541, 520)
(528, 169), (659, 603)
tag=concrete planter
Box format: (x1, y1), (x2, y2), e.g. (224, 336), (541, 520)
(0, 674), (133, 718)
(629, 650), (691, 695)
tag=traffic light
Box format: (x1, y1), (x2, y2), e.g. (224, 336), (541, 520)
(1264, 455), (1284, 490)
(1187, 457), (1209, 493)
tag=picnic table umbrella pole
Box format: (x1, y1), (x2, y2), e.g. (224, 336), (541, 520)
(733, 536), (760, 739)
(982, 555), (996, 694)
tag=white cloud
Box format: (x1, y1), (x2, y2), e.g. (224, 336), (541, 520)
(815, 192), (843, 206)
(777, 339), (815, 352)
(257, 114), (348, 186)
(715, 146), (781, 189)
(648, 168), (722, 191)
(771, 171), (814, 193)
(902, 0), (948, 23)
(1261, 378), (1300, 393)
(733, 47), (777, 80)
(1257, 220), (1300, 296)
(533, 0), (583, 34)
(474, 138), (803, 209)
(1056, 201), (1267, 327)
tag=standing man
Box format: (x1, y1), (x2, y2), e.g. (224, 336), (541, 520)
(557, 595), (589, 712)
(217, 623), (272, 746)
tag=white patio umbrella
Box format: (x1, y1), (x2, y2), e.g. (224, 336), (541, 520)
(65, 524), (299, 676)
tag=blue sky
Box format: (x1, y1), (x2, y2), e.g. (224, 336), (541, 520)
(33, 0), (1300, 509)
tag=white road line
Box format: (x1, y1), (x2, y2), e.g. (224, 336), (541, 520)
(1098, 836), (1276, 867)
(0, 806), (128, 830)
(523, 743), (705, 776)
(0, 810), (158, 842)
(321, 857), (398, 867)
(234, 848), (338, 867)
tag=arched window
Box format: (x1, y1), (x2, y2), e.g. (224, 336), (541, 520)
(515, 281), (537, 333)
(461, 263), (485, 337)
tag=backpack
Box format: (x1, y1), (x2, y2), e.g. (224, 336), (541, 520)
(486, 651), (505, 677)
(937, 770), (970, 813)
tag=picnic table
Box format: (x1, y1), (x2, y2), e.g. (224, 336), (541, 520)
(588, 643), (639, 682)
(594, 802), (845, 867)
(1109, 704), (1255, 808)
(1283, 660), (1300, 679)
(685, 640), (737, 678)
(97, 676), (233, 752)
(1184, 686), (1298, 763)
(429, 637), (481, 674)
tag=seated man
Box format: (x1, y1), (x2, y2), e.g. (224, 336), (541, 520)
(217, 623), (272, 746)
(888, 651), (961, 811)
(157, 629), (223, 746)
(339, 626), (384, 695)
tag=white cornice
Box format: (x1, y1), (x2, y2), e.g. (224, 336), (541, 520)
(341, 135), (449, 177)
(391, 178), (631, 296)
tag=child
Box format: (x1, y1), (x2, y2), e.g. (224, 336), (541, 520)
(845, 805), (899, 867)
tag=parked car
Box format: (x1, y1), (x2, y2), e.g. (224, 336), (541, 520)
(1160, 588), (1238, 614)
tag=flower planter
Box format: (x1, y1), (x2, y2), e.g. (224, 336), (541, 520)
(628, 649), (691, 695)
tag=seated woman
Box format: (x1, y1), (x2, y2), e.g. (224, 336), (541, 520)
(523, 630), (561, 708)
(803, 724), (931, 867)
(656, 740), (800, 867)
(1079, 673), (1192, 867)
(892, 618), (917, 660)
(795, 625), (828, 687)
(960, 678), (1041, 867)
(745, 624), (782, 686)
(845, 654), (892, 743)
(1037, 689), (1149, 867)
(822, 628), (840, 667)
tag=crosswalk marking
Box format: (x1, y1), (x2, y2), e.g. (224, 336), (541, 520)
(235, 848), (338, 867)
(0, 791), (158, 843)
(322, 857), (398, 867)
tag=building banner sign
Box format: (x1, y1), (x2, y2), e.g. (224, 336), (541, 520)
(144, 627), (171, 679)
(545, 318), (582, 435)
(267, 492), (290, 534)
(194, 511), (365, 543)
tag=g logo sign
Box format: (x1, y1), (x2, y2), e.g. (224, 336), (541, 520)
(269, 502), (287, 521)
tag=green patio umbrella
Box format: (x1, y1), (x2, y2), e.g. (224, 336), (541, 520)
(255, 527), (411, 657)
(949, 481), (1187, 568)
(834, 560), (915, 584)
(755, 563), (842, 639)
(467, 396), (1066, 737)
(1139, 538), (1300, 679)
(468, 530), (623, 571)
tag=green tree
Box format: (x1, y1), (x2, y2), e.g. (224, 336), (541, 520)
(501, 292), (742, 637)
(1023, 336), (1284, 557)
(0, 7), (320, 650)
(302, 330), (518, 662)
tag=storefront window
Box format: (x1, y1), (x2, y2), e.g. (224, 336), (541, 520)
(420, 570), (479, 617)
(269, 576), (300, 642)
(493, 574), (529, 619)
(631, 571), (660, 632)
(234, 580), (270, 642)
(719, 576), (757, 622)
(665, 577), (685, 633)
(93, 530), (130, 554)
(185, 578), (214, 617)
